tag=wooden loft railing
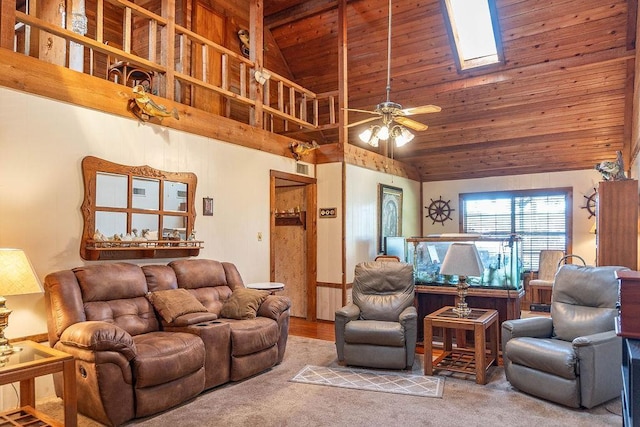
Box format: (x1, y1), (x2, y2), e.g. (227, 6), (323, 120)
(4, 0), (338, 134)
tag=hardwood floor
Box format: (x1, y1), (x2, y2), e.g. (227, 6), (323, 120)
(289, 317), (335, 341)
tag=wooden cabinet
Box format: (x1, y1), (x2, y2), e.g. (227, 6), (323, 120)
(597, 180), (638, 270)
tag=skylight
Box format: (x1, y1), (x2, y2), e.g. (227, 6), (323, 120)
(443, 0), (503, 70)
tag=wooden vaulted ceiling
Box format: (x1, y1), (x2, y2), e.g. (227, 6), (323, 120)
(263, 0), (637, 181)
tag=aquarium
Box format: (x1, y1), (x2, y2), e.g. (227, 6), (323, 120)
(406, 234), (523, 290)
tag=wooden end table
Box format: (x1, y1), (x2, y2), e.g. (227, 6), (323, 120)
(423, 306), (499, 385)
(0, 340), (76, 427)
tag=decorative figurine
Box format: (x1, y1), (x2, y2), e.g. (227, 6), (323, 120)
(130, 85), (179, 122)
(290, 141), (319, 161)
(595, 151), (627, 181)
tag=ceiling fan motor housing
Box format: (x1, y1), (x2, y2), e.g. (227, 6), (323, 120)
(376, 101), (403, 114)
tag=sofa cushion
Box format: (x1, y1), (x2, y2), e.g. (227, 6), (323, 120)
(132, 331), (206, 388)
(224, 317), (279, 356)
(84, 297), (159, 336)
(220, 288), (270, 320)
(142, 265), (179, 292)
(147, 289), (211, 324)
(344, 320), (406, 347)
(505, 337), (577, 380)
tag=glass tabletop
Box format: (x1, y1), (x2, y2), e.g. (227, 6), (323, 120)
(0, 341), (63, 371)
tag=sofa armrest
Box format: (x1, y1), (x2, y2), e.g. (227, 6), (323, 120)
(334, 304), (360, 361)
(399, 305), (417, 324)
(257, 295), (292, 321)
(502, 316), (553, 350)
(573, 330), (622, 408)
(58, 321), (137, 361)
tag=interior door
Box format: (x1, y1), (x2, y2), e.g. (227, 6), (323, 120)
(270, 171), (317, 320)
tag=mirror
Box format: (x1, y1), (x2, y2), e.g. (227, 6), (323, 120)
(132, 177), (160, 210)
(96, 173), (127, 208)
(164, 181), (188, 212)
(81, 156), (201, 260)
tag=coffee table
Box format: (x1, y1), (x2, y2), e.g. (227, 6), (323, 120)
(423, 306), (499, 385)
(0, 340), (76, 426)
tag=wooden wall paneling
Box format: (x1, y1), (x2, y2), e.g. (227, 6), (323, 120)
(192, 2), (224, 114)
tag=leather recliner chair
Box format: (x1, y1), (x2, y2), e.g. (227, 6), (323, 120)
(335, 261), (417, 369)
(502, 264), (628, 408)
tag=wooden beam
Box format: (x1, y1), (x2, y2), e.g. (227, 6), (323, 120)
(0, 48), (295, 158)
(249, 0), (264, 128)
(0, 0), (14, 49)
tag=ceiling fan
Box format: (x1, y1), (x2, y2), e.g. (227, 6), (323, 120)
(347, 0), (441, 147)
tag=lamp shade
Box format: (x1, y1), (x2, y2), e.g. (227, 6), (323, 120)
(0, 249), (43, 296)
(439, 243), (484, 277)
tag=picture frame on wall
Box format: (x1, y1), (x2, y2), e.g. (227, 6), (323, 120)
(203, 197), (213, 216)
(379, 184), (403, 253)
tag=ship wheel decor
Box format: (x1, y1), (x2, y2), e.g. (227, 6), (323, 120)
(581, 188), (597, 219)
(426, 196), (454, 225)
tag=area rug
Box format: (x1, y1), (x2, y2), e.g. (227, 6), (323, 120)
(290, 364), (444, 398)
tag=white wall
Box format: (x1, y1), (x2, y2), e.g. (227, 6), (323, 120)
(0, 86), (309, 340)
(422, 170), (603, 265)
(345, 164), (421, 281)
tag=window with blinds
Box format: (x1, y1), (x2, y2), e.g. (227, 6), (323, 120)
(460, 188), (572, 271)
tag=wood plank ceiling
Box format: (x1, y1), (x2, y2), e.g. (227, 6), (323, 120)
(264, 0), (637, 181)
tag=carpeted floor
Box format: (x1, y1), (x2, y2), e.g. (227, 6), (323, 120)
(37, 335), (621, 426)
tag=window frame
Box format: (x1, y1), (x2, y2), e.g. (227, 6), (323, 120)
(458, 187), (573, 272)
(440, 0), (505, 72)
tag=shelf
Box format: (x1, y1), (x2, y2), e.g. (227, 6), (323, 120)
(85, 240), (204, 261)
(275, 211), (306, 228)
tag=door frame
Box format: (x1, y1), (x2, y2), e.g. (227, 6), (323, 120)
(270, 170), (317, 320)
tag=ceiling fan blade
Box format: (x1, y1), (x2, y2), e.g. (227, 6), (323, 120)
(342, 108), (381, 115)
(347, 117), (380, 128)
(400, 105), (442, 116)
(395, 116), (429, 131)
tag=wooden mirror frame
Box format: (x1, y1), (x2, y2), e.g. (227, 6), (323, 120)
(80, 156), (202, 260)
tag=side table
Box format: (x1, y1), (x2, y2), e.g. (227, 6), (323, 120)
(0, 341), (76, 427)
(423, 306), (499, 385)
(246, 282), (285, 294)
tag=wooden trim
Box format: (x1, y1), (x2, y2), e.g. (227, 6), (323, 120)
(316, 281), (351, 289)
(9, 333), (49, 344)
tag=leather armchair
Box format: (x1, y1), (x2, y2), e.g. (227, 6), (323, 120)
(335, 261), (417, 369)
(502, 264), (628, 408)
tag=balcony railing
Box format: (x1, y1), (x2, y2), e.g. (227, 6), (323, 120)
(6, 0), (338, 134)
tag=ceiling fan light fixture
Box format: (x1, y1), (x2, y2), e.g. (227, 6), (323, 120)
(359, 127), (373, 144)
(394, 127), (414, 147)
(377, 125), (390, 140)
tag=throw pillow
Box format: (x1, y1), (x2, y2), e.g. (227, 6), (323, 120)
(220, 288), (270, 320)
(146, 288), (210, 323)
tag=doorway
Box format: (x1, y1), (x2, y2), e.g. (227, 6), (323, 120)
(270, 170), (317, 320)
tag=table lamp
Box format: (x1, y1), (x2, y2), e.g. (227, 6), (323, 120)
(439, 243), (484, 317)
(0, 249), (43, 357)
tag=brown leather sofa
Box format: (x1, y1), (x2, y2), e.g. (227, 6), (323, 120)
(44, 259), (291, 426)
